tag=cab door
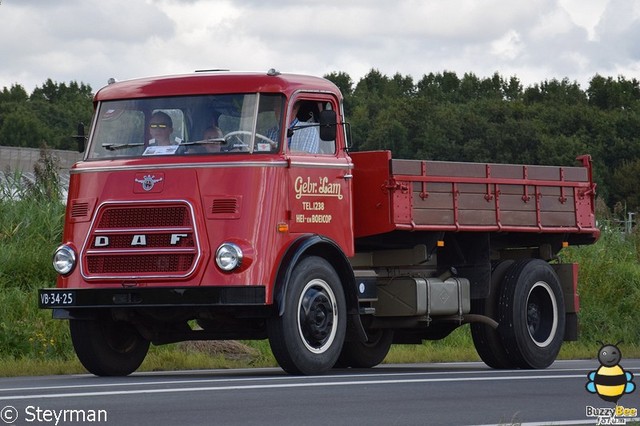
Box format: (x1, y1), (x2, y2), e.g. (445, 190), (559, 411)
(286, 94), (354, 256)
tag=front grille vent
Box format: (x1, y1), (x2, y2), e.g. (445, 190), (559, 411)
(98, 206), (191, 228)
(211, 198), (238, 214)
(71, 201), (89, 218)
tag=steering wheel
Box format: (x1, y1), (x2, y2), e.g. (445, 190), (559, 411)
(223, 130), (277, 151)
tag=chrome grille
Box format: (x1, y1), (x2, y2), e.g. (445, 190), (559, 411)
(81, 201), (200, 280)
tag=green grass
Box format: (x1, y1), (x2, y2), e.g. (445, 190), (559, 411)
(1, 151), (639, 376)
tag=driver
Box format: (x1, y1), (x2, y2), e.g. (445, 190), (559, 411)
(148, 112), (175, 146)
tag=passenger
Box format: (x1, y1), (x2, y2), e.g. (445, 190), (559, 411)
(202, 126), (224, 153)
(265, 102), (284, 143)
(289, 102), (320, 153)
(266, 101), (319, 153)
(204, 126), (223, 140)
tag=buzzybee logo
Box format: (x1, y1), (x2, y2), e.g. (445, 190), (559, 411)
(586, 341), (635, 403)
(585, 341), (638, 424)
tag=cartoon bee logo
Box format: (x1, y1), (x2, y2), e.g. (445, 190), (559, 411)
(586, 341), (635, 403)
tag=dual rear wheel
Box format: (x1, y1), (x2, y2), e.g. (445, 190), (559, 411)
(471, 258), (565, 369)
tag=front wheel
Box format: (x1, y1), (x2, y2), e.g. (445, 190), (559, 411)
(498, 259), (565, 369)
(267, 256), (346, 375)
(69, 318), (150, 376)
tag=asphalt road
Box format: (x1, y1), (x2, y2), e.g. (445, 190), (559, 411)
(1, 360), (639, 426)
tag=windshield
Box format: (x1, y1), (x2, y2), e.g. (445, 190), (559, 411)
(86, 93), (284, 159)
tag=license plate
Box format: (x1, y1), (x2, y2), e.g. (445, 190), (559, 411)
(39, 290), (76, 307)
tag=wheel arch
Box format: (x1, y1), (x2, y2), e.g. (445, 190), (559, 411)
(273, 235), (358, 318)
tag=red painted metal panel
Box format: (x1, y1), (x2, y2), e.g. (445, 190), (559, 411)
(95, 72), (340, 102)
(352, 151), (598, 238)
(351, 151), (395, 238)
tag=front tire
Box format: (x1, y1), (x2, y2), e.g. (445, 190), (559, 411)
(497, 259), (565, 369)
(268, 256), (346, 375)
(69, 318), (150, 376)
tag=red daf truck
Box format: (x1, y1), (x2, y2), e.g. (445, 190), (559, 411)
(39, 70), (599, 376)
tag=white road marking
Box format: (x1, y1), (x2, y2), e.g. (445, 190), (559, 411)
(0, 374), (584, 401)
(0, 367), (589, 394)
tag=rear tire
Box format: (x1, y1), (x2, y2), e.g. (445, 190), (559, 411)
(69, 318), (150, 376)
(335, 329), (394, 368)
(267, 256), (346, 375)
(497, 259), (565, 369)
(471, 260), (515, 369)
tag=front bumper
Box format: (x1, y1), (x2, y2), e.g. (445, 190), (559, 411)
(38, 286), (266, 309)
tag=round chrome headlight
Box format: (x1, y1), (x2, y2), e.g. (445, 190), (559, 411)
(215, 243), (243, 271)
(52, 245), (76, 275)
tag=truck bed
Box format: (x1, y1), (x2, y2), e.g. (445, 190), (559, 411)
(350, 151), (598, 241)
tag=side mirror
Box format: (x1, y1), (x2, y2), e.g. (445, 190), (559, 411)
(319, 110), (337, 142)
(74, 122), (86, 153)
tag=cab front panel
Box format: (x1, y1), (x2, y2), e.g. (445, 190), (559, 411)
(57, 159), (292, 305)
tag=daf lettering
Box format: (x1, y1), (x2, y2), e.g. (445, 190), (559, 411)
(170, 234), (188, 245)
(131, 235), (147, 246)
(94, 236), (109, 247)
(94, 234), (189, 248)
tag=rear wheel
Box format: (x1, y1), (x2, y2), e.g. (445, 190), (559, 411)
(471, 260), (515, 369)
(69, 317), (150, 376)
(267, 256), (346, 375)
(498, 259), (565, 369)
(335, 329), (394, 368)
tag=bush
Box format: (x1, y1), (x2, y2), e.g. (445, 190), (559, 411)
(0, 148), (71, 361)
(560, 225), (640, 344)
(0, 287), (72, 359)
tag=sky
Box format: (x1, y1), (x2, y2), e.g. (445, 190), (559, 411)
(1, 0), (639, 94)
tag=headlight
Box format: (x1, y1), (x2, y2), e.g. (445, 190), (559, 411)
(215, 243), (243, 271)
(52, 245), (76, 275)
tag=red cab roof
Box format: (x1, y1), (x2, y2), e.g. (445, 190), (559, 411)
(94, 71), (342, 101)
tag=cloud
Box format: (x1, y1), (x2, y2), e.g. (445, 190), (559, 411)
(0, 0), (639, 94)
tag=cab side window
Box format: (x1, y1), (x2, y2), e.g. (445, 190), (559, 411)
(289, 100), (336, 155)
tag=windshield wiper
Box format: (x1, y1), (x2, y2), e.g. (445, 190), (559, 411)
(179, 138), (226, 146)
(102, 143), (144, 151)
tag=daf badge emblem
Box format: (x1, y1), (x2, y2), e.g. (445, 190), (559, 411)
(135, 175), (163, 191)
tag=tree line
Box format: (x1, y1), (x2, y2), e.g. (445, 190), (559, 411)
(0, 79), (93, 151)
(326, 70), (640, 216)
(1, 72), (639, 213)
